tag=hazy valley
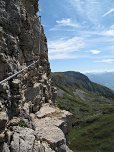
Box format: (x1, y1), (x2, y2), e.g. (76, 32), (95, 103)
(86, 72), (114, 90)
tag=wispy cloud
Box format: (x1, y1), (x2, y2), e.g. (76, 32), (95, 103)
(101, 30), (114, 36)
(67, 0), (103, 24)
(99, 24), (114, 36)
(49, 53), (83, 60)
(82, 28), (114, 37)
(90, 1), (99, 4)
(102, 8), (114, 17)
(89, 50), (101, 55)
(96, 59), (114, 63)
(56, 18), (80, 28)
(48, 36), (85, 53)
(49, 18), (80, 31)
(48, 36), (86, 60)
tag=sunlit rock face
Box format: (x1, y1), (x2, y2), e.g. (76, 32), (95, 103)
(0, 0), (72, 151)
(0, 0), (52, 117)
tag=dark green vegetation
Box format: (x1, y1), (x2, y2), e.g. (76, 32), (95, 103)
(19, 120), (28, 128)
(86, 72), (114, 90)
(52, 71), (114, 152)
(69, 113), (114, 152)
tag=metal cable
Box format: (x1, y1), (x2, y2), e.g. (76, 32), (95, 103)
(0, 59), (39, 85)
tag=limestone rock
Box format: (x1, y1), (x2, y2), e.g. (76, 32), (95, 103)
(31, 104), (73, 151)
(36, 104), (57, 118)
(42, 142), (55, 152)
(33, 116), (64, 129)
(0, 112), (8, 132)
(10, 127), (36, 152)
(33, 104), (72, 135)
(33, 140), (45, 152)
(7, 117), (20, 127)
(0, 132), (5, 143)
(2, 143), (10, 152)
(36, 126), (66, 151)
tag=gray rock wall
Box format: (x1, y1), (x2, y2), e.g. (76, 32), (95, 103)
(0, 0), (53, 117)
(0, 0), (72, 151)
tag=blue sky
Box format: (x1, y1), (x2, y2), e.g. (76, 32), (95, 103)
(39, 0), (114, 73)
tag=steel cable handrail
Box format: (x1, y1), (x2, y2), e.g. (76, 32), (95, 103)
(0, 59), (39, 85)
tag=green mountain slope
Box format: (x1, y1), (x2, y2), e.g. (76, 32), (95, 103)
(52, 71), (114, 99)
(68, 113), (114, 152)
(52, 71), (114, 152)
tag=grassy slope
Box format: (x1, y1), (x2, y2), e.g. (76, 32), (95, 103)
(52, 71), (114, 152)
(68, 113), (114, 152)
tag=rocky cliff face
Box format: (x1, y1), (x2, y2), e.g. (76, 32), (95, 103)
(0, 0), (72, 151)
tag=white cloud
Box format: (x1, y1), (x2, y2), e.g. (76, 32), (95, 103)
(49, 18), (80, 31)
(101, 30), (114, 36)
(96, 59), (114, 63)
(49, 53), (81, 60)
(102, 8), (114, 17)
(99, 25), (114, 36)
(68, 0), (102, 24)
(56, 18), (80, 28)
(48, 36), (86, 60)
(48, 36), (85, 53)
(89, 50), (101, 55)
(110, 25), (114, 29)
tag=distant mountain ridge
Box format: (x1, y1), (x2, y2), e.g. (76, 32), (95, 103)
(86, 72), (114, 90)
(52, 71), (114, 99)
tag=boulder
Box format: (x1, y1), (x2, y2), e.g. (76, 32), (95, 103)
(31, 104), (73, 152)
(36, 126), (66, 151)
(10, 127), (45, 152)
(36, 104), (57, 118)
